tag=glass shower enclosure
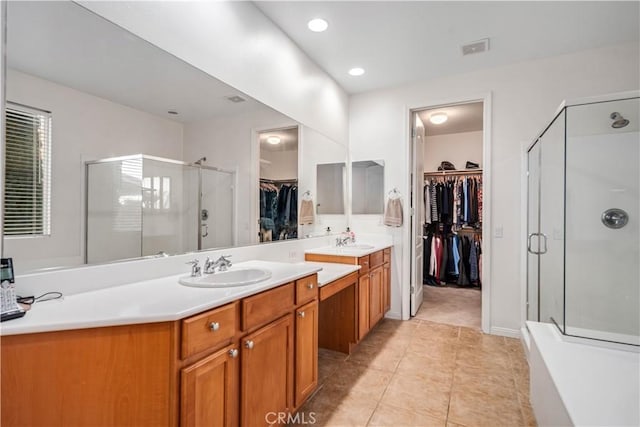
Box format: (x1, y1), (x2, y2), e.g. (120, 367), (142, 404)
(85, 155), (235, 264)
(526, 93), (639, 347)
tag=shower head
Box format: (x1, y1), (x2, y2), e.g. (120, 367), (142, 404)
(610, 112), (630, 129)
(193, 157), (207, 165)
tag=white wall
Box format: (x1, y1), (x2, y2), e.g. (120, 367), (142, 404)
(4, 69), (184, 273)
(78, 1), (349, 146)
(424, 131), (483, 172)
(260, 149), (298, 181)
(348, 42), (640, 331)
(182, 106), (297, 246)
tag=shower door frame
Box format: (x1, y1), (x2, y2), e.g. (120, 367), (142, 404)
(84, 154), (236, 262)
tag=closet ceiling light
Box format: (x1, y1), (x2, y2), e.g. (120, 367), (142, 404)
(429, 113), (448, 125)
(267, 136), (281, 145)
(307, 18), (328, 32)
(348, 67), (365, 76)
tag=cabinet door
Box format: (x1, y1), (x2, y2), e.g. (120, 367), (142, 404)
(295, 300), (318, 408)
(358, 274), (370, 340)
(241, 314), (294, 427)
(181, 343), (239, 427)
(383, 262), (391, 312)
(369, 266), (384, 327)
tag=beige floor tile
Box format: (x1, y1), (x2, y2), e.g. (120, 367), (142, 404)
(414, 321), (461, 343)
(455, 342), (511, 370)
(375, 318), (421, 336)
(446, 423), (466, 427)
(452, 363), (518, 400)
(322, 361), (394, 401)
(448, 387), (524, 427)
(520, 397), (538, 427)
(319, 347), (350, 361)
(319, 394), (379, 427)
(361, 327), (413, 350)
(396, 351), (456, 382)
(368, 402), (446, 427)
(380, 372), (451, 419)
(416, 286), (481, 330)
(347, 341), (406, 372)
(458, 327), (506, 347)
(406, 336), (459, 363)
(318, 356), (345, 386)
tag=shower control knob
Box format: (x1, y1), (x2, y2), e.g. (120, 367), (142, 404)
(601, 208), (629, 229)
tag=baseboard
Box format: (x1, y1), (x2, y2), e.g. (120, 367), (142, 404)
(490, 326), (521, 338)
(384, 311), (402, 320)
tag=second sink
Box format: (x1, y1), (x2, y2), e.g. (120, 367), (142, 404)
(180, 268), (272, 288)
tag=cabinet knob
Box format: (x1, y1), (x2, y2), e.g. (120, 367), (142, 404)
(307, 283), (314, 289)
(209, 322), (220, 331)
(245, 340), (254, 350)
(298, 311), (305, 318)
(228, 348), (238, 358)
(363, 261), (368, 265)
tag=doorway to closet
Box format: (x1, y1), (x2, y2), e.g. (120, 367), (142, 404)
(409, 100), (488, 331)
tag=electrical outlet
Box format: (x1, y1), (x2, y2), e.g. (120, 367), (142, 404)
(288, 251), (297, 259)
(494, 225), (503, 238)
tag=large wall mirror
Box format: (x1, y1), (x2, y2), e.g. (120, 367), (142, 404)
(351, 160), (385, 214)
(2, 1), (347, 274)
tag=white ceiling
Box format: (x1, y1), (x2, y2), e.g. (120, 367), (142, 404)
(255, 1), (640, 94)
(418, 102), (483, 136)
(259, 127), (299, 152)
(6, 1), (264, 123)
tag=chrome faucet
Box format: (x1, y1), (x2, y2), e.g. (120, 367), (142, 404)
(186, 259), (201, 277)
(336, 236), (351, 247)
(204, 255), (233, 274)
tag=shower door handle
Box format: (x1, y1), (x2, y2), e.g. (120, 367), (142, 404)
(527, 233), (537, 254)
(201, 224), (209, 238)
(539, 233), (548, 255)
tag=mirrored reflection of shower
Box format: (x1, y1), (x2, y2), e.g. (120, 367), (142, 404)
(85, 154), (235, 264)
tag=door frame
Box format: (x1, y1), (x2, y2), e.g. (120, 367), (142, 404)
(406, 92), (493, 334)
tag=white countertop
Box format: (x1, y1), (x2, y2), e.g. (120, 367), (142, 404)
(0, 260), (321, 337)
(305, 242), (392, 258)
(304, 262), (361, 287)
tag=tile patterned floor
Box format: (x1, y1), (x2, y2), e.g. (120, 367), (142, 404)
(295, 318), (537, 427)
(415, 286), (482, 330)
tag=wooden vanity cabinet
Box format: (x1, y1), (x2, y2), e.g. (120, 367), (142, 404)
(369, 263), (384, 327)
(358, 272), (370, 340)
(1, 274), (319, 427)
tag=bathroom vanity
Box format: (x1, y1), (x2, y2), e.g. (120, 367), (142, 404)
(0, 262), (322, 427)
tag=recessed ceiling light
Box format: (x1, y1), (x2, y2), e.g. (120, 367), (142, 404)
(267, 136), (281, 145)
(429, 113), (448, 125)
(307, 18), (328, 32)
(348, 67), (365, 76)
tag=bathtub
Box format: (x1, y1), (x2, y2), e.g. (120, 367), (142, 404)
(524, 321), (640, 426)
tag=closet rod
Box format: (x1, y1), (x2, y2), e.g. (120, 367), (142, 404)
(260, 178), (298, 184)
(424, 169), (483, 177)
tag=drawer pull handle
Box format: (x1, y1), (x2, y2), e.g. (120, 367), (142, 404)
(298, 311), (305, 318)
(307, 283), (314, 289)
(362, 261), (368, 265)
(245, 340), (254, 350)
(209, 322), (220, 331)
(228, 348), (239, 358)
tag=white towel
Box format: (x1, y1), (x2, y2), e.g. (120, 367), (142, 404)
(384, 198), (403, 227)
(299, 199), (315, 224)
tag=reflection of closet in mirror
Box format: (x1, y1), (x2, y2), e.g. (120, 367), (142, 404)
(85, 155), (235, 264)
(258, 127), (299, 242)
(316, 163), (346, 214)
(351, 160), (385, 214)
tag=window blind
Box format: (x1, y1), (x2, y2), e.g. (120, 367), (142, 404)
(4, 103), (52, 236)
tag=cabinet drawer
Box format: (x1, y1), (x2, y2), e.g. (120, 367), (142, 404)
(383, 248), (391, 263)
(242, 282), (295, 331)
(182, 302), (238, 359)
(358, 255), (370, 275)
(370, 250), (383, 268)
(296, 274), (318, 305)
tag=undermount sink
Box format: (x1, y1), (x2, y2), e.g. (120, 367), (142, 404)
(344, 244), (375, 250)
(179, 268), (272, 288)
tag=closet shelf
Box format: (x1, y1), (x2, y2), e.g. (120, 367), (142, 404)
(424, 169), (482, 177)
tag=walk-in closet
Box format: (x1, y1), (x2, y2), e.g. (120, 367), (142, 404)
(414, 102), (484, 329)
(258, 127), (299, 242)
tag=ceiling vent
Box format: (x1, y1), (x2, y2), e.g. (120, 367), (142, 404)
(226, 95), (246, 103)
(461, 38), (489, 56)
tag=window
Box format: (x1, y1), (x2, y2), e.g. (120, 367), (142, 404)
(4, 103), (52, 236)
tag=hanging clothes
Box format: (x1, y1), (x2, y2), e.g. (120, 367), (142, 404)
(260, 181), (298, 242)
